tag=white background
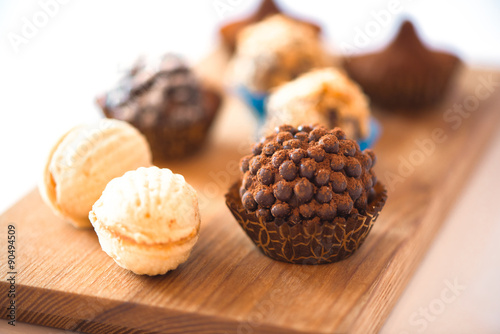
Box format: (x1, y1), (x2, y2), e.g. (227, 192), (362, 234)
(1, 1), (500, 333)
(1, 0), (500, 215)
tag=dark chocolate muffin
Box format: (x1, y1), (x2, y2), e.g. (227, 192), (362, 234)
(343, 20), (461, 111)
(226, 124), (387, 264)
(97, 54), (221, 160)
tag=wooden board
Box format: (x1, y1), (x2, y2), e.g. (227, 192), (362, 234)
(1, 62), (500, 333)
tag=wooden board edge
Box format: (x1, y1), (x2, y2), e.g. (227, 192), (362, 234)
(345, 90), (500, 333)
(0, 283), (310, 334)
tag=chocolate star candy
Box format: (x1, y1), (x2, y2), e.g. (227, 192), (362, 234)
(344, 20), (461, 111)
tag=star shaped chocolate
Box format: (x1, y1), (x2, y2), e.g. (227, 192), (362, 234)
(344, 20), (461, 111)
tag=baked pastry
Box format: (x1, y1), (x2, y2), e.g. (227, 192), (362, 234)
(229, 14), (329, 119)
(90, 167), (200, 276)
(219, 0), (321, 53)
(97, 54), (222, 160)
(265, 68), (379, 149)
(231, 14), (328, 93)
(39, 119), (152, 228)
(226, 124), (387, 264)
(343, 20), (461, 110)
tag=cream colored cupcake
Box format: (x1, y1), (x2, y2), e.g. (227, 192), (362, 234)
(265, 68), (371, 140)
(229, 14), (329, 93)
(89, 167), (200, 275)
(39, 119), (152, 228)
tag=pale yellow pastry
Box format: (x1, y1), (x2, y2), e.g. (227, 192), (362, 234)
(89, 167), (200, 275)
(229, 14), (329, 93)
(39, 119), (152, 228)
(265, 68), (371, 140)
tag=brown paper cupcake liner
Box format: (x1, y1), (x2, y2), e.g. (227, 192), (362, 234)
(142, 116), (215, 160)
(346, 59), (460, 111)
(100, 87), (222, 160)
(225, 181), (387, 264)
(139, 87), (221, 160)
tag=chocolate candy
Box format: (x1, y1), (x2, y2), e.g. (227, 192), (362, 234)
(294, 179), (314, 203)
(271, 150), (286, 168)
(317, 203), (336, 220)
(330, 155), (344, 171)
(263, 142), (280, 156)
(274, 181), (293, 202)
(344, 157), (362, 178)
(279, 160), (298, 181)
(307, 146), (325, 162)
(256, 208), (273, 222)
(255, 189), (276, 208)
(258, 167), (274, 185)
(240, 156), (251, 173)
(343, 20), (461, 111)
(97, 54), (221, 160)
(276, 131), (293, 144)
(242, 174), (253, 190)
(250, 156), (263, 174)
(290, 149), (307, 164)
(308, 127), (327, 142)
(299, 159), (316, 179)
(316, 186), (333, 203)
(299, 204), (315, 219)
(336, 193), (354, 215)
(242, 192), (258, 211)
(314, 169), (330, 186)
(239, 124), (378, 225)
(271, 203), (291, 218)
(331, 172), (347, 193)
(252, 142), (264, 155)
(340, 140), (357, 157)
(319, 134), (339, 153)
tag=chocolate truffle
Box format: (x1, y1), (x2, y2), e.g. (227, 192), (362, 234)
(97, 54), (222, 160)
(226, 124), (387, 264)
(265, 68), (371, 141)
(343, 20), (461, 111)
(219, 0), (321, 53)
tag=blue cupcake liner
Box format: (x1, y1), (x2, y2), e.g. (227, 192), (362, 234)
(358, 117), (382, 150)
(236, 85), (381, 150)
(236, 86), (268, 124)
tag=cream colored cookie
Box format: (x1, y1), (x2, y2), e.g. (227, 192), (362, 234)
(39, 119), (152, 228)
(265, 68), (371, 139)
(89, 167), (200, 275)
(229, 14), (329, 92)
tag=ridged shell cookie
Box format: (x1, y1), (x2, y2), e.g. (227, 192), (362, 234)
(39, 119), (152, 228)
(89, 167), (201, 275)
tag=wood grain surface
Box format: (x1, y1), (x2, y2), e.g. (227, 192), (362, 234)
(1, 61), (500, 333)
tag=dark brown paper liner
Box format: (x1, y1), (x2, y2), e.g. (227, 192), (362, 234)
(99, 87), (222, 160)
(344, 54), (460, 111)
(137, 87), (221, 160)
(225, 181), (387, 264)
(143, 115), (215, 160)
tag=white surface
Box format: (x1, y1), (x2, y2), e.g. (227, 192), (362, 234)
(1, 1), (499, 333)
